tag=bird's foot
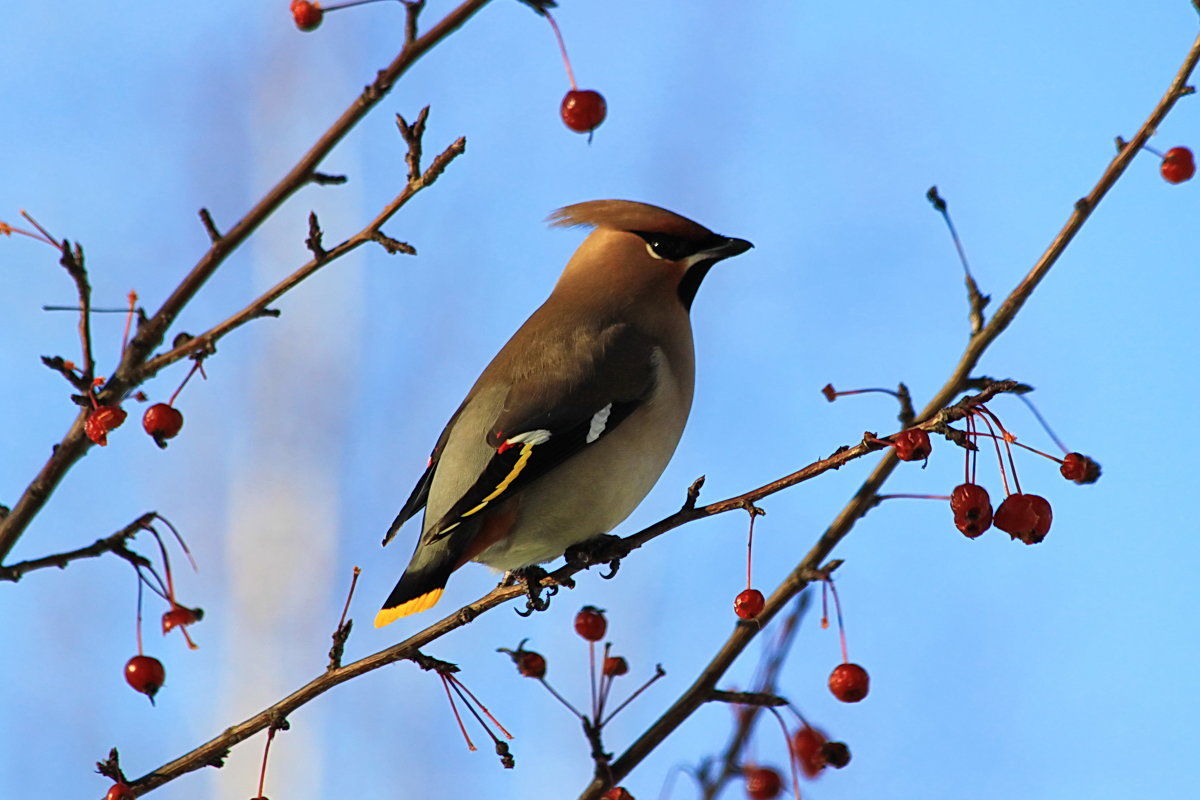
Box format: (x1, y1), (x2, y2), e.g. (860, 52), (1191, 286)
(510, 565), (558, 616)
(564, 533), (628, 580)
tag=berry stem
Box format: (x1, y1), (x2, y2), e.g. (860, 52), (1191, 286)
(599, 664), (665, 727)
(543, 10), (578, 91)
(589, 639), (598, 722)
(439, 673), (476, 751)
(973, 410), (1012, 495)
(120, 290), (137, 359)
(767, 706), (802, 800)
(154, 514), (198, 572)
(322, 0), (395, 10)
(135, 570), (145, 656)
(825, 579), (849, 664)
(1015, 393), (1070, 454)
(745, 511), (757, 591)
(167, 359), (206, 407)
(875, 493), (953, 501)
(538, 677), (584, 719)
(598, 642), (613, 718)
(256, 727), (275, 799)
(969, 431), (1064, 463)
(977, 407), (1023, 494)
(448, 674), (513, 740)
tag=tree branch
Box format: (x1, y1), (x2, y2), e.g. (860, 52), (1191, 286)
(577, 28), (1200, 798)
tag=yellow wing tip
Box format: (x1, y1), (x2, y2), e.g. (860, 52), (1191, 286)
(374, 588), (445, 628)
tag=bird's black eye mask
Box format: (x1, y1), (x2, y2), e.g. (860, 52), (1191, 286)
(633, 231), (727, 262)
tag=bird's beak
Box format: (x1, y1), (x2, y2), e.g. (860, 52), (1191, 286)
(706, 236), (753, 260)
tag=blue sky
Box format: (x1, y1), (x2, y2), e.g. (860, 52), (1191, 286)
(2, 2), (1198, 798)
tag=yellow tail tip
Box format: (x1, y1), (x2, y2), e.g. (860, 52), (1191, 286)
(374, 587), (445, 628)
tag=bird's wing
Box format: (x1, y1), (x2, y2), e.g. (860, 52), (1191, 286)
(381, 400), (467, 546)
(423, 322), (660, 543)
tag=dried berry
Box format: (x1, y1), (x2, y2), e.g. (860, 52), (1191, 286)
(890, 428), (931, 461)
(993, 493), (1053, 544)
(1060, 452), (1101, 484)
(821, 741), (851, 768)
(743, 766), (783, 800)
(828, 662), (870, 702)
(791, 724), (829, 778)
(561, 89), (607, 133)
(85, 405), (127, 446)
(517, 650), (547, 679)
(602, 656), (629, 677)
(950, 482), (993, 538)
(733, 588), (765, 620)
(161, 605), (201, 635)
(574, 606), (607, 641)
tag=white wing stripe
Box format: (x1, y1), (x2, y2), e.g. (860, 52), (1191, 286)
(586, 404), (612, 444)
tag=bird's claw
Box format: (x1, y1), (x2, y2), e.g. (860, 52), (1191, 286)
(564, 534), (627, 580)
(511, 565), (557, 616)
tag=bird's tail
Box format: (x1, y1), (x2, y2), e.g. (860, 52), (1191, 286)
(374, 562), (452, 627)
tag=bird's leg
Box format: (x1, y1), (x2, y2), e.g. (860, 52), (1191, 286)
(508, 565), (559, 616)
(564, 533), (628, 580)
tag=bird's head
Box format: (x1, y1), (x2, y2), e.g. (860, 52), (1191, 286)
(548, 199), (752, 311)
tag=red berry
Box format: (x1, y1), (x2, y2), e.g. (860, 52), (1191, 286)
(828, 662), (870, 702)
(143, 403), (184, 445)
(791, 724), (829, 778)
(743, 766), (783, 800)
(601, 789), (634, 800)
(733, 588), (765, 620)
(161, 605), (200, 635)
(603, 655), (629, 677)
(561, 89), (607, 133)
(821, 741), (851, 768)
(517, 650), (547, 679)
(124, 655), (166, 702)
(949, 483), (993, 538)
(574, 606), (607, 641)
(993, 493), (1053, 544)
(85, 405), (127, 446)
(105, 784), (135, 800)
(890, 428), (931, 461)
(1160, 146), (1195, 184)
(291, 0), (323, 31)
(1060, 452), (1101, 484)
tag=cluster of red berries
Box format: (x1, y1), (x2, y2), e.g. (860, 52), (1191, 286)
(740, 721), (853, 799)
(500, 605), (662, 797)
(943, 401), (1100, 546)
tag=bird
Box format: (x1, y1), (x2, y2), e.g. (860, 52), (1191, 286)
(374, 199), (752, 627)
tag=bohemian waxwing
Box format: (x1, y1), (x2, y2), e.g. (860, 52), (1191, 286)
(374, 199), (752, 627)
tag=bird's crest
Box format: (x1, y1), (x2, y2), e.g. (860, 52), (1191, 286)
(548, 199), (715, 240)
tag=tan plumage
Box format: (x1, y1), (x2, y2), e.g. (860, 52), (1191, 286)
(375, 200), (751, 627)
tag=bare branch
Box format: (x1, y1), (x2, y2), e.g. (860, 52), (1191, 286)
(0, 512), (157, 582)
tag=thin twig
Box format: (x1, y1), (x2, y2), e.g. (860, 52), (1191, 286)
(0, 512), (157, 582)
(0, 0), (492, 564)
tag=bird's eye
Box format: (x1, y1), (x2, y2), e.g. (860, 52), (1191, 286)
(634, 232), (694, 261)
